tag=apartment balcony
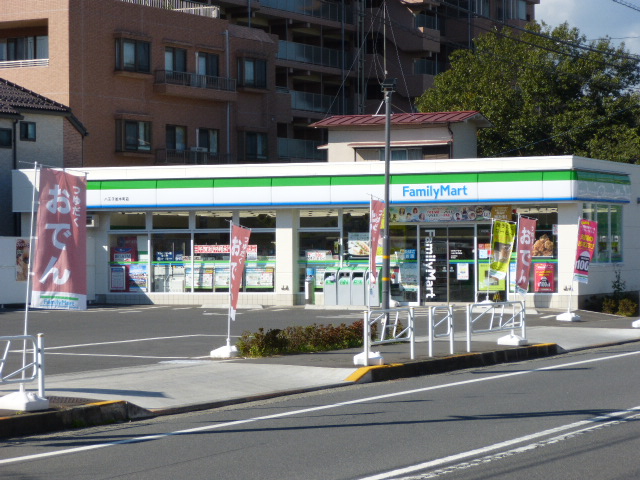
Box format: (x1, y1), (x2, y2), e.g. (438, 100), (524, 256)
(277, 41), (351, 71)
(278, 138), (326, 162)
(291, 90), (353, 115)
(117, 0), (221, 18)
(0, 59), (49, 69)
(156, 148), (235, 165)
(153, 70), (237, 102)
(260, 0), (352, 23)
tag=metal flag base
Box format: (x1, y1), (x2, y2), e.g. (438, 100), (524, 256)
(353, 351), (384, 366)
(632, 319), (640, 329)
(210, 344), (240, 359)
(556, 311), (581, 322)
(0, 390), (49, 412)
(497, 333), (528, 346)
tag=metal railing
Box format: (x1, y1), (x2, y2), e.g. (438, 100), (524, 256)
(118, 0), (221, 18)
(466, 301), (526, 352)
(277, 40), (349, 70)
(0, 334), (46, 398)
(0, 59), (49, 69)
(277, 138), (326, 161)
(155, 70), (236, 92)
(361, 307), (415, 366)
(428, 305), (454, 357)
(260, 0), (352, 23)
(156, 149), (235, 165)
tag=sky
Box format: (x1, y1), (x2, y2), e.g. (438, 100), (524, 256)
(536, 0), (640, 56)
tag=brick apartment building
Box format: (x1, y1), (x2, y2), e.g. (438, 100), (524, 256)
(0, 0), (538, 172)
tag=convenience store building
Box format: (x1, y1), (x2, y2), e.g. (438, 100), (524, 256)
(12, 154), (639, 310)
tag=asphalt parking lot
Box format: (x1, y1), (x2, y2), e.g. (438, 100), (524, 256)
(0, 305), (366, 375)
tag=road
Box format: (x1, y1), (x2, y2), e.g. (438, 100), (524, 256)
(1, 342), (639, 480)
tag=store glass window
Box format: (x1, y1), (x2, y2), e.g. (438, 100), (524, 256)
(110, 212), (146, 230)
(108, 234), (149, 293)
(239, 210), (275, 229)
(151, 233), (191, 292)
(195, 211), (232, 229)
(152, 212), (189, 229)
(189, 232), (230, 291)
(514, 206), (558, 294)
(299, 209), (341, 292)
(583, 203), (623, 263)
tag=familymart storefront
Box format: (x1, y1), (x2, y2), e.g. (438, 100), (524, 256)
(12, 155), (639, 309)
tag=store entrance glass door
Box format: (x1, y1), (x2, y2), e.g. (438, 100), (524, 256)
(421, 226), (476, 303)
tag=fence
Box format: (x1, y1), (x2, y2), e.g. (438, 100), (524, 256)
(360, 308), (415, 366)
(0, 334), (45, 398)
(428, 305), (454, 357)
(466, 301), (526, 352)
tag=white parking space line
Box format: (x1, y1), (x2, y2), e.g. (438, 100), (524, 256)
(39, 334), (218, 351)
(44, 353), (193, 359)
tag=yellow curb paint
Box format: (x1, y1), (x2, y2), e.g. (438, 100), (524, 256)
(345, 364), (405, 382)
(86, 401), (125, 407)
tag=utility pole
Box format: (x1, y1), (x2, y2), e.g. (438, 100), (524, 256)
(381, 77), (396, 311)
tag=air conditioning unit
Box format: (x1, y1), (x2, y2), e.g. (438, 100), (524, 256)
(190, 147), (207, 152)
(86, 214), (98, 228)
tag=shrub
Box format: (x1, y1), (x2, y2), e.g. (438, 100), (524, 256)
(236, 320), (365, 358)
(602, 297), (618, 314)
(618, 298), (638, 317)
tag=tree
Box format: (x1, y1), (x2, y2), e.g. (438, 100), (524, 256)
(416, 22), (640, 162)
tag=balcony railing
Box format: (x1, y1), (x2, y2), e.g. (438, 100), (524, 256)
(260, 0), (352, 23)
(291, 90), (353, 115)
(155, 70), (236, 91)
(0, 59), (49, 69)
(277, 40), (350, 70)
(117, 0), (220, 18)
(156, 149), (235, 165)
(278, 138), (326, 161)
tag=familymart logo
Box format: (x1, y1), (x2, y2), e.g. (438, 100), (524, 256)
(402, 184), (469, 200)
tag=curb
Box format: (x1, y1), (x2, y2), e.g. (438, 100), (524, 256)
(347, 343), (560, 383)
(0, 400), (154, 439)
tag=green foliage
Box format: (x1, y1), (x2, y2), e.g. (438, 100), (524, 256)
(416, 22), (640, 162)
(611, 268), (626, 302)
(602, 297), (618, 314)
(618, 298), (638, 317)
(236, 321), (364, 357)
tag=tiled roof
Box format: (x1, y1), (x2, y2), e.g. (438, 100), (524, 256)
(0, 77), (71, 115)
(310, 111), (492, 128)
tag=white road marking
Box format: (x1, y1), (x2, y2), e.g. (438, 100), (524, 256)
(365, 410), (640, 480)
(43, 353), (193, 359)
(1, 349), (638, 467)
(19, 335), (217, 352)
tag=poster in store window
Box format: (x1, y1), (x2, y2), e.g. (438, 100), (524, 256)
(128, 264), (148, 291)
(534, 263), (556, 293)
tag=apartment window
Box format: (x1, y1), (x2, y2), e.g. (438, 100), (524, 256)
(115, 38), (150, 73)
(166, 125), (187, 151)
(19, 122), (36, 141)
(116, 119), (151, 152)
(0, 35), (48, 61)
(197, 52), (219, 77)
(165, 47), (187, 72)
(244, 132), (268, 160)
(238, 58), (267, 88)
(0, 128), (11, 148)
(197, 128), (219, 153)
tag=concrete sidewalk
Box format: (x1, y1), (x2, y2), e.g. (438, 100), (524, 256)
(1, 308), (640, 438)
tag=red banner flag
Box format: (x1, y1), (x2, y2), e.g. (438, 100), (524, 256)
(574, 219), (598, 283)
(31, 169), (87, 310)
(515, 216), (537, 294)
(369, 198), (385, 284)
(229, 224), (251, 320)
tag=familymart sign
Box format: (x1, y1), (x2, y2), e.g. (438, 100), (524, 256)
(86, 170), (630, 209)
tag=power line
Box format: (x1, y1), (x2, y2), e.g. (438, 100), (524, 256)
(612, 0), (640, 13)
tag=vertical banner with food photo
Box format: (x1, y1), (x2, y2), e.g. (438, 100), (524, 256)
(489, 220), (517, 280)
(574, 219), (598, 284)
